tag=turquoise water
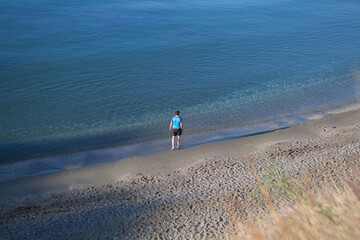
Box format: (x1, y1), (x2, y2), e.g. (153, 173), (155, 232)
(1, 0), (360, 163)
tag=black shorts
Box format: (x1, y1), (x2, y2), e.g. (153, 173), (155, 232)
(172, 128), (182, 136)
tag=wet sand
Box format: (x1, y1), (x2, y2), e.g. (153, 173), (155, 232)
(1, 104), (360, 239)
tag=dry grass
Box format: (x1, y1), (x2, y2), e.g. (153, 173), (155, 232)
(229, 154), (360, 240)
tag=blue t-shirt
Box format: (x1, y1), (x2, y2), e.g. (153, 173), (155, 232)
(172, 116), (182, 129)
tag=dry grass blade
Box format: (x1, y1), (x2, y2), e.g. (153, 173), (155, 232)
(343, 178), (360, 201)
(243, 153), (281, 226)
(248, 221), (263, 240)
(302, 172), (314, 207)
(231, 153), (360, 240)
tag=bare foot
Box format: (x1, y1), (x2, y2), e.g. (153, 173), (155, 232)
(171, 148), (174, 150)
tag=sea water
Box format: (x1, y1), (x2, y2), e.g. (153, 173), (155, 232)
(1, 0), (360, 178)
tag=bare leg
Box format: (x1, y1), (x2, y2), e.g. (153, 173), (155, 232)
(177, 136), (180, 149)
(171, 136), (175, 150)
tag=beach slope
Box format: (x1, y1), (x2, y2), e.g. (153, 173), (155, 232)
(0, 106), (360, 239)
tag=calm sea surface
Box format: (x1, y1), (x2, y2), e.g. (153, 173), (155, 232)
(1, 0), (360, 170)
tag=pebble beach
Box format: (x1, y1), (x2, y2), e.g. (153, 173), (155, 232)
(1, 105), (360, 240)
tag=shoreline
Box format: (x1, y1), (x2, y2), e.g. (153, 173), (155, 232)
(0, 101), (360, 199)
(1, 102), (359, 197)
(1, 101), (359, 182)
(0, 102), (359, 239)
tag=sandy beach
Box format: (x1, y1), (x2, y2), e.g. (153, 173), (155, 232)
(1, 104), (360, 239)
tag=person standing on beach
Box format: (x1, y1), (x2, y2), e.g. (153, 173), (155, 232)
(169, 110), (183, 150)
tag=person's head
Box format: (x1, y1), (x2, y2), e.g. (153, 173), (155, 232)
(175, 110), (180, 116)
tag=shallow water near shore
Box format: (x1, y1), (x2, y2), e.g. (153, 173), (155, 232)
(0, 114), (295, 181)
(0, 106), (349, 181)
(1, 0), (360, 168)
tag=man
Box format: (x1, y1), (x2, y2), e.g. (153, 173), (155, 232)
(169, 110), (183, 150)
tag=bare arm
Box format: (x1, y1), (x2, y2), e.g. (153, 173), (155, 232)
(180, 122), (183, 130)
(169, 122), (173, 131)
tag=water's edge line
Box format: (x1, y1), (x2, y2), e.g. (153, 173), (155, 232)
(1, 100), (358, 165)
(0, 101), (359, 182)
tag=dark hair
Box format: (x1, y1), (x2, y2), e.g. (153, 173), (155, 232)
(175, 110), (180, 115)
